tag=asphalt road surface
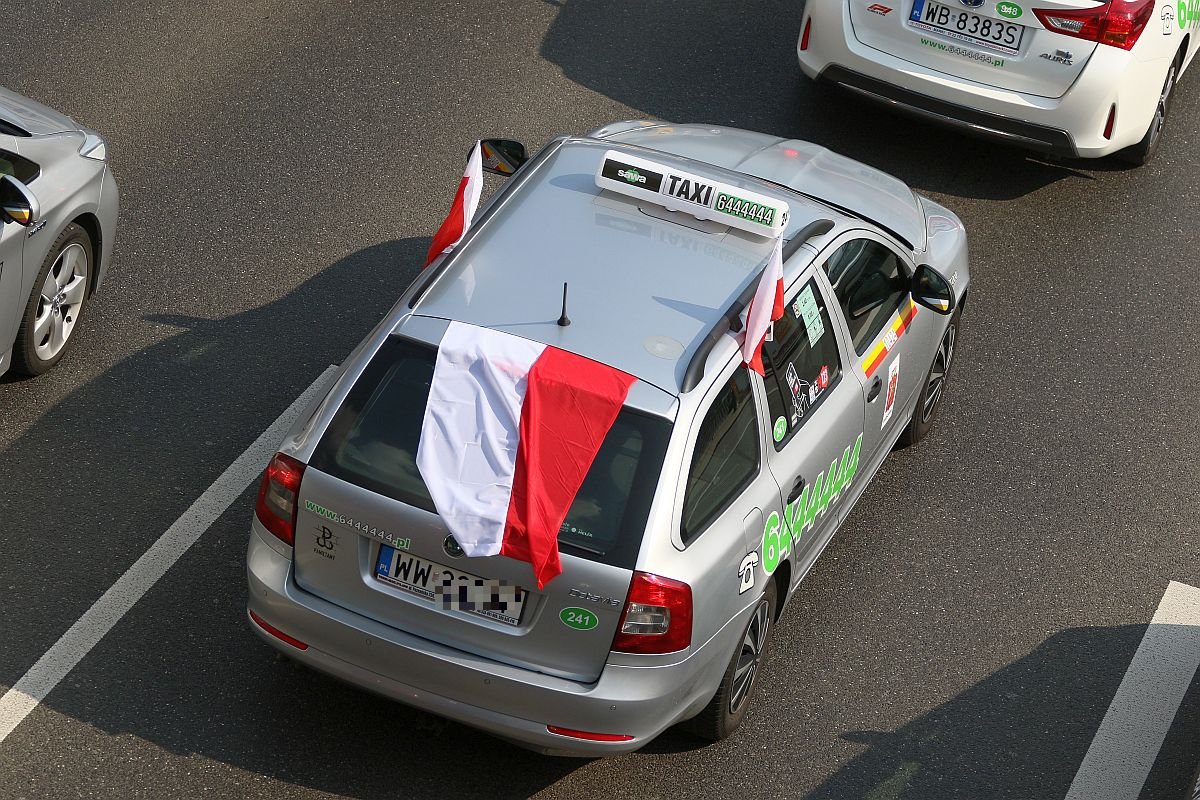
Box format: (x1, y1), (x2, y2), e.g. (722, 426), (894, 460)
(3, 2), (1200, 798)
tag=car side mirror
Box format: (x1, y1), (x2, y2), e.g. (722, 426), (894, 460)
(478, 139), (528, 177)
(0, 174), (39, 227)
(911, 264), (955, 315)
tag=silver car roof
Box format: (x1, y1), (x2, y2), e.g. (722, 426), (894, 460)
(411, 137), (855, 397)
(592, 121), (927, 251)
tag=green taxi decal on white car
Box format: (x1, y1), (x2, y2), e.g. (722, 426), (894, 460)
(762, 433), (863, 575)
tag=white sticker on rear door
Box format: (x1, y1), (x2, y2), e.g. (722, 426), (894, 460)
(792, 285), (825, 347)
(881, 356), (900, 429)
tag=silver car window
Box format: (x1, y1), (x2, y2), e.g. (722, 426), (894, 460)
(680, 369), (760, 544)
(0, 149), (39, 183)
(761, 277), (843, 449)
(823, 239), (909, 354)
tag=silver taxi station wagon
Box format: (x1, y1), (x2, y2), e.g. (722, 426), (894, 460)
(245, 121), (970, 756)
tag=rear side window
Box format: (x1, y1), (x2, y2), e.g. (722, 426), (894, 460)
(681, 370), (759, 544)
(761, 278), (842, 448)
(310, 335), (672, 569)
(0, 150), (40, 184)
(824, 239), (909, 354)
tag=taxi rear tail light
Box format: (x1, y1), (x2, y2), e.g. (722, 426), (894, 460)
(800, 17), (812, 51)
(611, 571), (692, 654)
(546, 725), (634, 743)
(249, 610), (309, 650)
(1033, 0), (1154, 50)
(255, 452), (305, 546)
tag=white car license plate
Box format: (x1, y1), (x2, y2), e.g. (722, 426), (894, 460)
(374, 545), (528, 626)
(910, 0), (1024, 55)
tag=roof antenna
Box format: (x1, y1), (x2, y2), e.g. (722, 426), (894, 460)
(557, 282), (571, 327)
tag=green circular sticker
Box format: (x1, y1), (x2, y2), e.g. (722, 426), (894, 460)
(772, 416), (788, 442)
(996, 1), (1022, 18)
(559, 607), (599, 630)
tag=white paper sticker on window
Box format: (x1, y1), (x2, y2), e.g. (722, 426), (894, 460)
(793, 285), (825, 347)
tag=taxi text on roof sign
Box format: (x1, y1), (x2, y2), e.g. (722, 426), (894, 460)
(594, 150), (790, 238)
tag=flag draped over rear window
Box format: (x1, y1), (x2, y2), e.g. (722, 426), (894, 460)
(423, 142), (484, 268)
(415, 322), (635, 589)
(741, 235), (785, 375)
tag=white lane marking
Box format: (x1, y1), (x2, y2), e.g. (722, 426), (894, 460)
(1065, 580), (1200, 800)
(0, 367), (337, 744)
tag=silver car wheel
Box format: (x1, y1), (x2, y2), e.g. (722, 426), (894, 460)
(33, 242), (88, 361)
(1148, 62), (1176, 151)
(729, 597), (770, 715)
(920, 321), (956, 424)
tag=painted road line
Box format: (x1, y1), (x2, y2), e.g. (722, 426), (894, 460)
(1065, 581), (1200, 800)
(0, 366), (337, 745)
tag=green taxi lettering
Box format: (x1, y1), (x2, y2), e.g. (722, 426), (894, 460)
(761, 434), (862, 575)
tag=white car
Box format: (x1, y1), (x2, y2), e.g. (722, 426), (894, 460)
(797, 0), (1200, 164)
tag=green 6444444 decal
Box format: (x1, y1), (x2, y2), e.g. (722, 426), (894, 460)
(762, 434), (862, 575)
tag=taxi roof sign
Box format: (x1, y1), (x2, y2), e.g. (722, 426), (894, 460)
(594, 149), (789, 238)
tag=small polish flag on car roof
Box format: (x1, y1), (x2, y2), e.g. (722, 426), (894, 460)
(415, 322), (636, 589)
(741, 236), (785, 375)
(424, 142), (484, 268)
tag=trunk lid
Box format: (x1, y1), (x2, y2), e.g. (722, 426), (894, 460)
(292, 334), (673, 683)
(848, 0), (1103, 99)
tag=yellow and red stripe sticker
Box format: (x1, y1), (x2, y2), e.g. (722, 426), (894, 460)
(862, 299), (917, 378)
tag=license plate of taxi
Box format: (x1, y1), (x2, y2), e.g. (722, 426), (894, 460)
(910, 0), (1024, 54)
(374, 545), (528, 626)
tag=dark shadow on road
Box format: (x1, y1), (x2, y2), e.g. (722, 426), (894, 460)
(539, 0), (1109, 200)
(0, 236), (583, 797)
(802, 624), (1200, 800)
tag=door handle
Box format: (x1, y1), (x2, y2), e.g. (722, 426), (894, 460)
(867, 376), (882, 402)
(787, 475), (807, 504)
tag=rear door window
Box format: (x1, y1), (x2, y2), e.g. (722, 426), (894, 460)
(824, 239), (909, 354)
(761, 277), (842, 448)
(310, 335), (672, 568)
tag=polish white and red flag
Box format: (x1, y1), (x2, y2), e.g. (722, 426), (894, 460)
(415, 322), (635, 589)
(423, 141), (484, 268)
(741, 235), (785, 375)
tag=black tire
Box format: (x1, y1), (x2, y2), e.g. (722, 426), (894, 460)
(897, 308), (959, 448)
(683, 579), (777, 742)
(1116, 53), (1179, 166)
(12, 223), (92, 376)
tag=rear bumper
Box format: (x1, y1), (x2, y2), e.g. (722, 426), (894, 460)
(245, 525), (735, 756)
(93, 165), (118, 291)
(818, 65), (1077, 157)
(797, 5), (1171, 158)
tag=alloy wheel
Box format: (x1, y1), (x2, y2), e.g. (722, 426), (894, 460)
(729, 597), (771, 715)
(33, 242), (88, 361)
(921, 321), (956, 424)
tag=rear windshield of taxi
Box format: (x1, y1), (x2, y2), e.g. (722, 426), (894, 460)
(309, 335), (672, 569)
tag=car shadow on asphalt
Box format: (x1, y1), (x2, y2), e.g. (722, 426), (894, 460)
(538, 0), (1116, 201)
(796, 623), (1200, 799)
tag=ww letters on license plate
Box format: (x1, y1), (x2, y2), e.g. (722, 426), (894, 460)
(374, 545), (527, 626)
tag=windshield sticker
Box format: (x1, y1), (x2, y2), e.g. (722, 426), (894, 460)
(738, 552), (760, 594)
(793, 285), (826, 347)
(773, 416), (788, 442)
(762, 433), (863, 575)
(881, 357), (900, 429)
(863, 299), (917, 378)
